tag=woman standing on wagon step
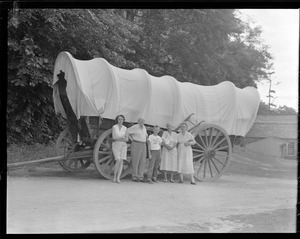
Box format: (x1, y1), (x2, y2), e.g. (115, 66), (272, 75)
(160, 123), (178, 183)
(112, 114), (128, 183)
(177, 122), (197, 185)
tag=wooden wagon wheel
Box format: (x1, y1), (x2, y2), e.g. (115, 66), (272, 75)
(56, 127), (92, 171)
(191, 124), (232, 181)
(93, 128), (132, 180)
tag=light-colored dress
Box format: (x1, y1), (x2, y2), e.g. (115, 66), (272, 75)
(160, 131), (178, 172)
(177, 131), (195, 174)
(112, 124), (127, 160)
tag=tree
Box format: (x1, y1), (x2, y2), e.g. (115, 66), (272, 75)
(257, 101), (297, 115)
(7, 9), (139, 144)
(274, 105), (297, 115)
(257, 101), (274, 115)
(121, 9), (272, 87)
(7, 9), (274, 144)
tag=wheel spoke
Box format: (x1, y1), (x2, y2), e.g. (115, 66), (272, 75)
(203, 158), (207, 178)
(109, 160), (114, 168)
(104, 157), (113, 166)
(195, 141), (206, 151)
(199, 156), (205, 163)
(193, 153), (205, 159)
(191, 126), (231, 181)
(209, 157), (220, 174)
(212, 137), (226, 150)
(196, 156), (205, 174)
(207, 157), (213, 178)
(62, 148), (67, 156)
(98, 150), (110, 154)
(204, 129), (209, 147)
(214, 145), (229, 152)
(215, 151), (227, 156)
(63, 138), (73, 146)
(192, 148), (205, 153)
(212, 156), (225, 167)
(93, 129), (131, 180)
(62, 143), (72, 150)
(98, 155), (111, 163)
(56, 128), (92, 172)
(211, 130), (221, 148)
(198, 134), (207, 148)
(101, 142), (110, 149)
(208, 127), (214, 147)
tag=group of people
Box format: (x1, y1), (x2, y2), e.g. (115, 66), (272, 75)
(111, 115), (197, 185)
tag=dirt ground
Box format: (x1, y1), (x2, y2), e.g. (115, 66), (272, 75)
(6, 147), (298, 233)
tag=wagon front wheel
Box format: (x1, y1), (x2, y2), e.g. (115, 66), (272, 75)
(191, 124), (232, 181)
(93, 129), (132, 180)
(56, 127), (92, 171)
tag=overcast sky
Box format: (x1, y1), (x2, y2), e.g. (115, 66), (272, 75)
(238, 9), (299, 111)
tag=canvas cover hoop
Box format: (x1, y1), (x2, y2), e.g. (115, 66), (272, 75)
(53, 51), (260, 137)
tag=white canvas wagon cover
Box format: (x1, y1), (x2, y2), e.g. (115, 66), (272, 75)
(53, 51), (260, 136)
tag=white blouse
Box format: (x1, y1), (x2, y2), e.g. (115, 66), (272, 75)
(112, 124), (127, 141)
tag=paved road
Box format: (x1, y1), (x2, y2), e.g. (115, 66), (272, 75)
(7, 150), (297, 233)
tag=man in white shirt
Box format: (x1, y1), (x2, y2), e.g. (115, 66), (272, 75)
(127, 117), (148, 182)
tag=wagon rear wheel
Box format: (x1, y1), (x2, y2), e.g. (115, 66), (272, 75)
(93, 129), (132, 180)
(56, 127), (92, 171)
(191, 124), (232, 181)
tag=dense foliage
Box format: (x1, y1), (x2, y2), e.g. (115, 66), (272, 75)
(7, 9), (276, 145)
(257, 101), (297, 115)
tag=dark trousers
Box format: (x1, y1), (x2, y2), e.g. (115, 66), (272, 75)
(147, 150), (161, 180)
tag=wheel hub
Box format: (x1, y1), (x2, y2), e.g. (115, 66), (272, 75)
(205, 147), (215, 158)
(72, 143), (79, 152)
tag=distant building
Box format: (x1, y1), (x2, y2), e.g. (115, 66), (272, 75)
(244, 115), (298, 159)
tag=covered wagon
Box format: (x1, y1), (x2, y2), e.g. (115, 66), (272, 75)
(53, 51), (260, 181)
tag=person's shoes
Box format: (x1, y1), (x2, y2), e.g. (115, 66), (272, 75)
(132, 178), (139, 183)
(163, 178), (168, 182)
(152, 178), (159, 183)
(112, 178), (117, 183)
(178, 180), (184, 183)
(190, 181), (196, 185)
(141, 178), (148, 183)
(117, 179), (121, 183)
(170, 179), (175, 183)
(147, 179), (154, 184)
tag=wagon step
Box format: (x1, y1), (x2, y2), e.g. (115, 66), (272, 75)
(7, 150), (93, 169)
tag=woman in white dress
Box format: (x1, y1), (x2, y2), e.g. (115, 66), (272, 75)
(112, 114), (128, 183)
(177, 122), (197, 185)
(160, 123), (178, 183)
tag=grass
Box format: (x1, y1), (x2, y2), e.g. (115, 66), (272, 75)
(7, 141), (58, 164)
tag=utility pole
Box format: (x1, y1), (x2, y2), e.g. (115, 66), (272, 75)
(266, 71), (275, 111)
